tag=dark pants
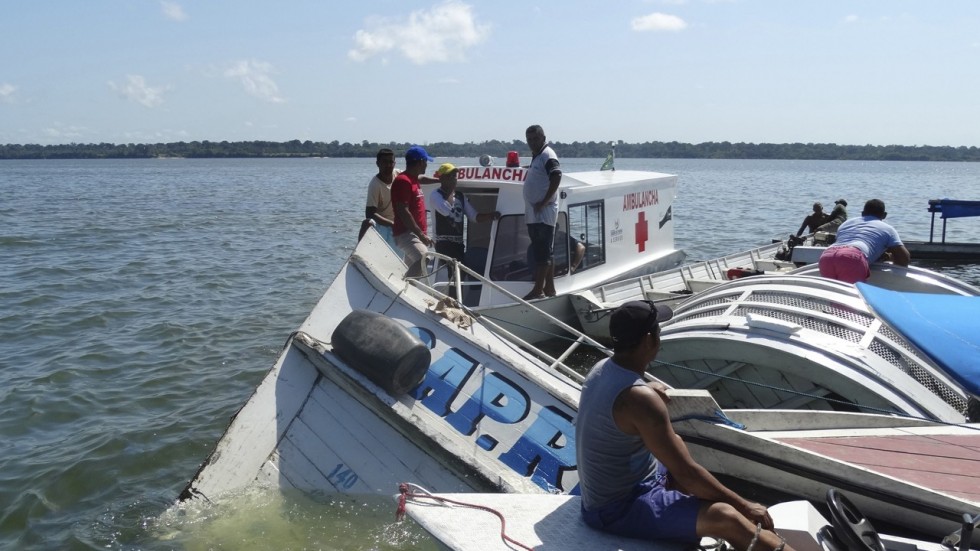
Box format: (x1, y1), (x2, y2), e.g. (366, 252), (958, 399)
(527, 223), (555, 267)
(435, 241), (465, 262)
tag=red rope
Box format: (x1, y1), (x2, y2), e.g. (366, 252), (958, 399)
(396, 483), (535, 551)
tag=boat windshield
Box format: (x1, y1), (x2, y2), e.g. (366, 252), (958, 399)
(488, 214), (584, 282)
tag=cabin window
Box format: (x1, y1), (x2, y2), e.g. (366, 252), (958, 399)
(563, 201), (604, 274)
(487, 201), (604, 282)
(488, 215), (533, 281)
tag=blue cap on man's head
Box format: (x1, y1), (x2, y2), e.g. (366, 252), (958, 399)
(405, 145), (434, 162)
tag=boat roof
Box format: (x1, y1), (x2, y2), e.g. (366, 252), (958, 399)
(928, 199), (980, 219)
(857, 282), (980, 396)
(450, 166), (675, 191)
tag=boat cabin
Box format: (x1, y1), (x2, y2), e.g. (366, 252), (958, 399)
(420, 163), (684, 306)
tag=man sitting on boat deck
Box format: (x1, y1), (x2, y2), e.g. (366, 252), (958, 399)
(796, 202), (829, 237)
(392, 146), (435, 278)
(816, 198), (848, 233)
(818, 198), (910, 284)
(576, 301), (792, 551)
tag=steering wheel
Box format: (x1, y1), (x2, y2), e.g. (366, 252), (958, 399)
(826, 488), (886, 551)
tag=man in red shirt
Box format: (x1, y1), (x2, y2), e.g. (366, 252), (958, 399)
(392, 145), (435, 277)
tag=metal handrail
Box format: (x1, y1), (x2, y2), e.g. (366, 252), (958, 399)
(405, 251), (612, 383)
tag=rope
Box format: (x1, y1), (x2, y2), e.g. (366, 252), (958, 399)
(396, 483), (535, 551)
(746, 523), (762, 551)
(671, 409), (747, 430)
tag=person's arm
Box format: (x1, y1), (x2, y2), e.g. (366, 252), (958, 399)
(534, 170), (562, 213)
(476, 211), (500, 223)
(796, 217), (808, 237)
(570, 240), (585, 272)
(617, 383), (773, 530)
(885, 244), (910, 266)
(430, 190), (454, 217)
(365, 206), (394, 227)
(395, 202), (432, 246)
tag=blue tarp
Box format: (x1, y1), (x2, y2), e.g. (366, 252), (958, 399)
(857, 283), (980, 396)
(928, 199), (980, 219)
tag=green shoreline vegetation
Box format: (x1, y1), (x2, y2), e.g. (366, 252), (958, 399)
(2, 139), (979, 161)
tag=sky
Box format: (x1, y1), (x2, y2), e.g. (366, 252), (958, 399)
(2, 1), (979, 147)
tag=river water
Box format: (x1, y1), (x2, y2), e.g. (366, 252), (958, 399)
(2, 157), (979, 550)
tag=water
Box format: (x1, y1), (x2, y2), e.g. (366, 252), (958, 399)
(2, 157), (979, 550)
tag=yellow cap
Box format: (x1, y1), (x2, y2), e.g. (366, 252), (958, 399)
(434, 163), (458, 177)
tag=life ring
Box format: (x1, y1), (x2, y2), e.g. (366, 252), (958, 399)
(331, 310), (431, 395)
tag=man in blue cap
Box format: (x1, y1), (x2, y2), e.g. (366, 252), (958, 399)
(576, 300), (792, 551)
(392, 145), (435, 277)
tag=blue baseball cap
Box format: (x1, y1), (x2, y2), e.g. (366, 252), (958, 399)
(405, 145), (435, 162)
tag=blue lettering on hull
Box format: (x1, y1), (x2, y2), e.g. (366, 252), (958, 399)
(407, 326), (576, 492)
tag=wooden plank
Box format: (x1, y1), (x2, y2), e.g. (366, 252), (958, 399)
(776, 434), (980, 502)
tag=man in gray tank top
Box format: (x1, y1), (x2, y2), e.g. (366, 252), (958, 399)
(576, 301), (794, 551)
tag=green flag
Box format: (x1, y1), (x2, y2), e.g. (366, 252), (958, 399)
(600, 150), (615, 171)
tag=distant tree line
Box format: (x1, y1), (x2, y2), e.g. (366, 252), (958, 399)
(2, 139), (979, 162)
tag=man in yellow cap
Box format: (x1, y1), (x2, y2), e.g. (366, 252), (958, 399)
(429, 162), (500, 265)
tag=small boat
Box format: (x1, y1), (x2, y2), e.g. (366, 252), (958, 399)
(569, 240), (790, 343)
(398, 488), (975, 551)
(788, 199), (980, 264)
(569, 250), (978, 346)
(654, 274), (978, 423)
(415, 163), (686, 343)
(179, 230), (589, 503)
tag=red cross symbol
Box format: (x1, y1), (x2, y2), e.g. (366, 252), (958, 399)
(635, 211), (649, 252)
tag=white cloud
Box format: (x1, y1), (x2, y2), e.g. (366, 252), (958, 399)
(108, 75), (167, 107)
(161, 1), (187, 21)
(843, 14), (859, 24)
(349, 1), (491, 64)
(224, 60), (285, 103)
(345, 116), (357, 123)
(631, 12), (688, 32)
(43, 123), (88, 140)
(0, 83), (16, 103)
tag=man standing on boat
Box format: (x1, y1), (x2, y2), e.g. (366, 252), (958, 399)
(523, 124), (562, 300)
(576, 300), (793, 551)
(363, 148), (400, 250)
(818, 198), (910, 284)
(392, 146), (435, 278)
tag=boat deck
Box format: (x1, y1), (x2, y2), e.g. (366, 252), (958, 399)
(774, 429), (980, 504)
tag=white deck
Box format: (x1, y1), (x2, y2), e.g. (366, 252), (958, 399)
(400, 492), (952, 551)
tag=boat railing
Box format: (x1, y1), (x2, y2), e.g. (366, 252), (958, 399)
(406, 251), (613, 384)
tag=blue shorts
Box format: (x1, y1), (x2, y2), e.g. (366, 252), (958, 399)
(375, 224), (398, 251)
(527, 223), (555, 266)
(581, 465), (702, 543)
